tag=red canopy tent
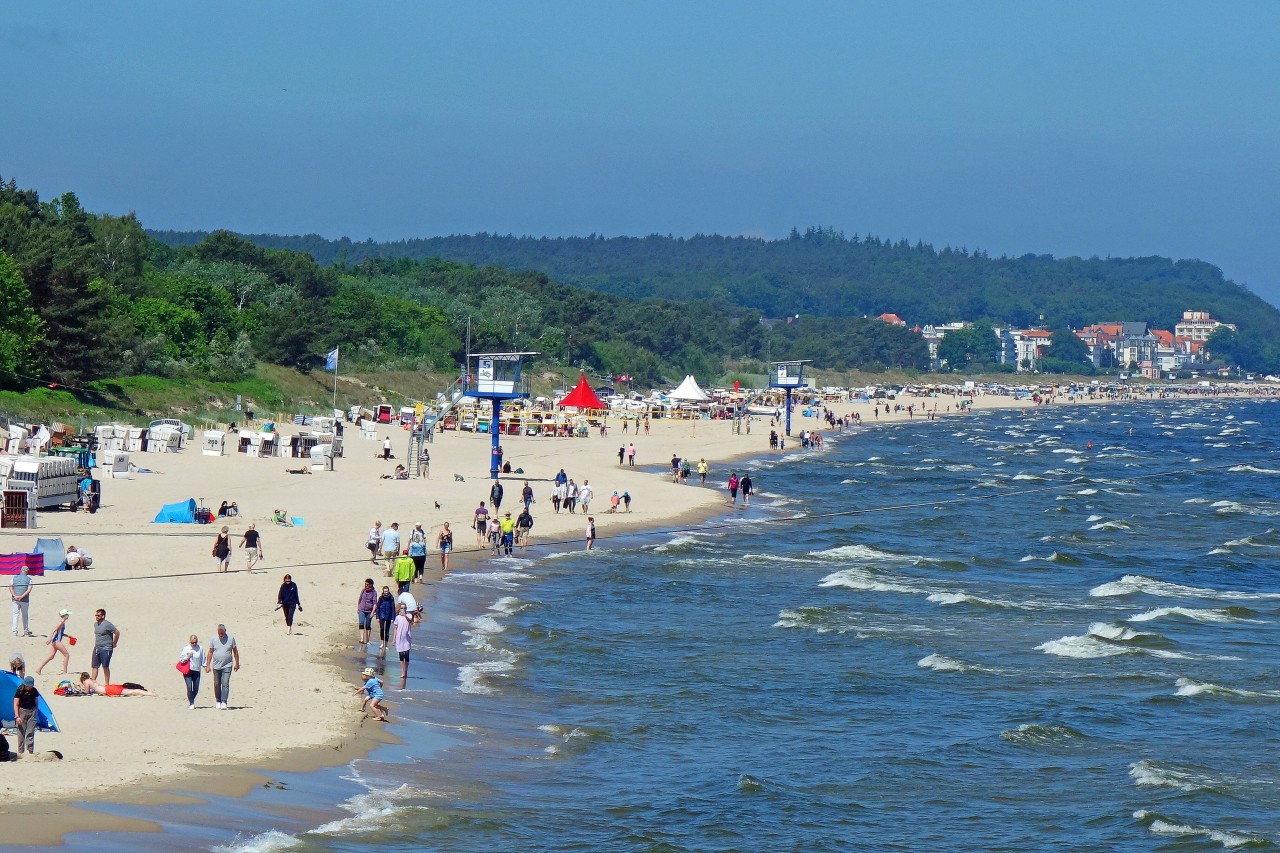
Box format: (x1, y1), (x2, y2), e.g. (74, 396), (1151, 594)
(558, 375), (606, 410)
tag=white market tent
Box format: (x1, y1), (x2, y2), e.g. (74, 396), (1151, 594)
(669, 375), (710, 402)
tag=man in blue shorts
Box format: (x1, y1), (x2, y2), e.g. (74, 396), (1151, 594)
(92, 608), (119, 686)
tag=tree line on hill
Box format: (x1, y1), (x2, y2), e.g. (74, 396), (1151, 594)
(152, 225), (1280, 375)
(0, 178), (933, 392)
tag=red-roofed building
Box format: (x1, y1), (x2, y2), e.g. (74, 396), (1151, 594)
(877, 313), (906, 327)
(1076, 322), (1126, 367)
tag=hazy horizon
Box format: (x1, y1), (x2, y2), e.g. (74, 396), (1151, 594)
(5, 2), (1277, 307)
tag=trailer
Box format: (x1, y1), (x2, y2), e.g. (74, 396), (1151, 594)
(1, 456), (82, 510)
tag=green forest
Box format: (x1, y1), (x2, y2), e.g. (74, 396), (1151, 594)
(4, 174), (1277, 399)
(152, 226), (1280, 374)
(0, 178), (930, 394)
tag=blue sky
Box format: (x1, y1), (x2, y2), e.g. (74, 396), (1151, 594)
(4, 2), (1278, 307)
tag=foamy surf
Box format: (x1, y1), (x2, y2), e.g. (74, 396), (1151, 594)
(1035, 635), (1130, 658)
(651, 534), (705, 553)
(1130, 759), (1214, 792)
(810, 543), (921, 562)
(818, 567), (924, 595)
(1090, 574), (1280, 601)
(1174, 677), (1280, 699)
(212, 831), (303, 853)
(311, 783), (438, 836)
(926, 591), (1037, 610)
(458, 656), (518, 694)
(917, 653), (1000, 674)
(445, 570), (534, 589)
(1127, 606), (1257, 624)
(1086, 622), (1155, 642)
(1133, 809), (1265, 849)
(490, 596), (526, 615)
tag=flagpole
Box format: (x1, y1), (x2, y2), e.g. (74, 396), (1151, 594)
(332, 347), (338, 409)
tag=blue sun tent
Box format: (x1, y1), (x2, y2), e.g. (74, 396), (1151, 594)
(34, 537), (66, 572)
(153, 498), (197, 524)
(0, 670), (59, 732)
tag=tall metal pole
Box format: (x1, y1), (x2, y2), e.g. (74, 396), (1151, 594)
(490, 398), (501, 480)
(785, 388), (793, 436)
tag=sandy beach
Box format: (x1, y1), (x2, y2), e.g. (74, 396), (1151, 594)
(0, 391), (1047, 839)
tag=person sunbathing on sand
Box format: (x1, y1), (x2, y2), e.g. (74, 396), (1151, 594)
(78, 673), (156, 697)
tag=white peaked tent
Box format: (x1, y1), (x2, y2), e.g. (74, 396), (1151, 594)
(669, 375), (710, 402)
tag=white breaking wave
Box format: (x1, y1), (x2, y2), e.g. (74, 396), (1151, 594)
(1129, 759), (1212, 792)
(212, 831), (303, 853)
(1036, 633), (1230, 661)
(926, 591), (1036, 610)
(651, 534), (703, 552)
(1011, 473), (1044, 481)
(1128, 606), (1255, 624)
(1087, 622), (1153, 642)
(1091, 574), (1280, 601)
(1077, 488), (1099, 495)
(773, 609), (815, 630)
(1174, 677), (1280, 699)
(458, 656), (518, 694)
(810, 544), (921, 562)
(1088, 520), (1131, 531)
(490, 596), (526, 615)
(1036, 635), (1130, 658)
(1229, 464), (1280, 474)
(464, 614), (506, 636)
(445, 570), (534, 589)
(1184, 497), (1210, 504)
(818, 568), (924, 595)
(917, 653), (997, 674)
(311, 783), (438, 836)
(1134, 810), (1265, 849)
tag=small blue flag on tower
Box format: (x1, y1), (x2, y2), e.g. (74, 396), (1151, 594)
(325, 347), (339, 371)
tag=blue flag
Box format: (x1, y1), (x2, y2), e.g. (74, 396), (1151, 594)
(325, 347), (339, 371)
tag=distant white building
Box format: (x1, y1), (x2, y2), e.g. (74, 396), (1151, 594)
(921, 322), (970, 369)
(1006, 329), (1052, 372)
(1175, 310), (1235, 343)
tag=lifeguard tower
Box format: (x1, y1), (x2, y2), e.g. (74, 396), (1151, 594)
(467, 352), (537, 479)
(769, 359), (810, 436)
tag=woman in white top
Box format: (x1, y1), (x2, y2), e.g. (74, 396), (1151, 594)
(578, 480), (593, 512)
(367, 522), (382, 564)
(179, 634), (203, 709)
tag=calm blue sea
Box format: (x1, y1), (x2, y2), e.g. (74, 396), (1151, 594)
(39, 398), (1280, 852)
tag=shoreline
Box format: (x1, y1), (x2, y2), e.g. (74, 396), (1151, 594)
(4, 388), (1265, 845)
